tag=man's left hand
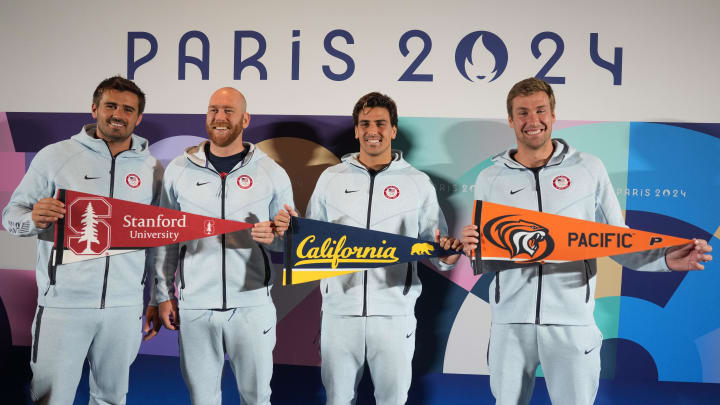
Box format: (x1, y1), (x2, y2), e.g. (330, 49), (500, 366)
(666, 239), (712, 271)
(252, 221), (275, 245)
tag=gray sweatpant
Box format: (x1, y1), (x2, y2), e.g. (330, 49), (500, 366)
(178, 304), (276, 405)
(488, 323), (603, 405)
(320, 314), (417, 405)
(29, 305), (143, 405)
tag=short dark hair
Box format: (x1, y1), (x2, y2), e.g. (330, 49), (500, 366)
(92, 76), (146, 114)
(352, 92), (398, 127)
(506, 78), (555, 118)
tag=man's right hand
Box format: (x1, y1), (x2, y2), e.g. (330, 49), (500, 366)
(158, 299), (180, 330)
(31, 197), (65, 229)
(461, 224), (480, 257)
(273, 204), (298, 237)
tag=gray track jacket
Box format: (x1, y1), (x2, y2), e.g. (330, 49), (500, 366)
(2, 125), (162, 308)
(154, 141), (294, 309)
(475, 139), (668, 325)
(306, 151), (454, 316)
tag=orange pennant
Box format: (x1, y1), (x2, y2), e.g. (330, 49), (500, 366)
(472, 200), (691, 268)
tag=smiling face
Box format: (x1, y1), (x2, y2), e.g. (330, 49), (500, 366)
(355, 106), (397, 164)
(91, 89), (143, 145)
(508, 91), (555, 154)
(206, 88), (249, 150)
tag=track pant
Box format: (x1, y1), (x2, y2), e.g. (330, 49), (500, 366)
(321, 314), (417, 405)
(488, 323), (603, 405)
(178, 304), (276, 405)
(29, 305), (143, 405)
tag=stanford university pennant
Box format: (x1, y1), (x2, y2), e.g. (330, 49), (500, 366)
(53, 189), (253, 265)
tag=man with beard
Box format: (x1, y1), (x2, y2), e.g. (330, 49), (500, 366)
(274, 92), (461, 405)
(460, 77), (712, 405)
(2, 76), (163, 404)
(154, 87), (294, 405)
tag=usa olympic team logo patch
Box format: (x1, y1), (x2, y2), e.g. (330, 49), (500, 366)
(552, 175), (571, 190)
(237, 175), (253, 189)
(384, 185), (400, 199)
(126, 174), (141, 188)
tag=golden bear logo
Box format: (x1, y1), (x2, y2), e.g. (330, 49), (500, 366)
(482, 215), (554, 262)
(410, 242), (434, 256)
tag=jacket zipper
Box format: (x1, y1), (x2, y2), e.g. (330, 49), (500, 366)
(584, 260), (592, 303)
(259, 244), (272, 296)
(178, 245), (187, 300)
(402, 262), (413, 296)
(531, 168), (544, 324)
(32, 306), (44, 363)
(362, 171), (378, 316)
(100, 151), (123, 309)
(220, 172), (228, 310)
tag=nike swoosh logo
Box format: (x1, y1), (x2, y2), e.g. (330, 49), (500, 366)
(263, 327), (273, 334)
(196, 181), (210, 186)
(584, 347), (597, 355)
(345, 189), (359, 194)
(510, 188), (525, 195)
(84, 175), (100, 180)
(406, 331), (415, 339)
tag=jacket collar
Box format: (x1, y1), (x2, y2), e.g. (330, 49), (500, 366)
(342, 150), (408, 172)
(185, 140), (259, 171)
(493, 138), (572, 170)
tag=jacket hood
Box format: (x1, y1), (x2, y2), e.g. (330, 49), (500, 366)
(72, 124), (151, 157)
(492, 138), (573, 169)
(341, 150), (410, 171)
(184, 140), (262, 170)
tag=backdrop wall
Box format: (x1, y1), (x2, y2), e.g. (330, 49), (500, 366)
(1, 1), (718, 404)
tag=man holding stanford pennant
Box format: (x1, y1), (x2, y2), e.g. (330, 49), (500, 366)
(154, 87), (293, 405)
(460, 78), (712, 405)
(2, 76), (163, 404)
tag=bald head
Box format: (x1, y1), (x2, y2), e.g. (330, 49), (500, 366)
(206, 87), (250, 154)
(209, 87), (247, 113)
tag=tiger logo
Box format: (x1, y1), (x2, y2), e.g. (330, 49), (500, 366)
(482, 215), (554, 262)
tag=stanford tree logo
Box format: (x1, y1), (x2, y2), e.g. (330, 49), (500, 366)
(67, 197), (111, 256)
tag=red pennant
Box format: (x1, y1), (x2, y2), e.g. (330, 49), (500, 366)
(53, 189), (253, 265)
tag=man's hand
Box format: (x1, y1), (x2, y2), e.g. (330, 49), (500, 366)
(460, 224), (479, 257)
(143, 305), (161, 341)
(666, 239), (713, 271)
(273, 204), (298, 237)
(31, 197), (65, 229)
(158, 299), (180, 330)
(251, 221), (275, 245)
(436, 229), (463, 265)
